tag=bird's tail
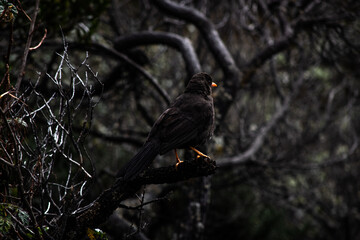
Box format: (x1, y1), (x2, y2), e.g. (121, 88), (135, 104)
(116, 141), (159, 180)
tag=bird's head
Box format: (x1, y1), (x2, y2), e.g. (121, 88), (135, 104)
(185, 72), (217, 96)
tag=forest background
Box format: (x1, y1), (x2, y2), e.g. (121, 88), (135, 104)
(1, 0), (360, 239)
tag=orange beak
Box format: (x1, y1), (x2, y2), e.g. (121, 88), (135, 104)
(211, 82), (217, 87)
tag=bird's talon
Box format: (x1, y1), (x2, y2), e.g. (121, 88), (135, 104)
(174, 149), (183, 170)
(190, 147), (210, 159)
(175, 160), (183, 170)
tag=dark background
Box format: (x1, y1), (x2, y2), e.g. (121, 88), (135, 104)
(1, 0), (360, 239)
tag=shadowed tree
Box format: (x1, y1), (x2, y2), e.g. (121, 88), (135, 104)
(1, 0), (360, 239)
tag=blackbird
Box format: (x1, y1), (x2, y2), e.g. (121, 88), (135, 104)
(117, 72), (216, 180)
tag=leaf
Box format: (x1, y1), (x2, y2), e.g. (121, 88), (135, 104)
(87, 228), (96, 240)
(0, 1), (18, 22)
(18, 209), (30, 226)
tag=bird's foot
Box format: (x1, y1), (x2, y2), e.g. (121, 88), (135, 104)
(175, 160), (184, 170)
(190, 147), (210, 159)
(174, 149), (183, 170)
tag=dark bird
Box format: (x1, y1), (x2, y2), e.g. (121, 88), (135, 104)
(117, 72), (217, 180)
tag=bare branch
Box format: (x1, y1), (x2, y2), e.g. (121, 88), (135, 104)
(114, 31), (201, 77)
(29, 28), (47, 51)
(81, 42), (172, 105)
(219, 74), (305, 168)
(151, 0), (240, 77)
(15, 0), (40, 90)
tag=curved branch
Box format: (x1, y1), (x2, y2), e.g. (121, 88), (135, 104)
(114, 31), (201, 77)
(84, 43), (171, 105)
(43, 41), (171, 105)
(219, 74), (305, 168)
(242, 32), (296, 84)
(151, 0), (240, 78)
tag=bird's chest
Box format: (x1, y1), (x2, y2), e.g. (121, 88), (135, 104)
(182, 98), (214, 134)
(181, 96), (212, 118)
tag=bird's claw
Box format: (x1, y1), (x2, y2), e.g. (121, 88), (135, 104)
(190, 147), (210, 159)
(175, 160), (183, 170)
(196, 154), (211, 164)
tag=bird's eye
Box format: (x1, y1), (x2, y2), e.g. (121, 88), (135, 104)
(205, 75), (212, 85)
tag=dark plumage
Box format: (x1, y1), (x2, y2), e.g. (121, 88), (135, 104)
(117, 72), (216, 180)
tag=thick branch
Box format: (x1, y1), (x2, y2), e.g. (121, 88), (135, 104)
(114, 31), (201, 77)
(151, 0), (238, 77)
(242, 33), (296, 84)
(63, 157), (217, 239)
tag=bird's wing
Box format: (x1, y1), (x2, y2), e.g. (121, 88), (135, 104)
(148, 107), (199, 154)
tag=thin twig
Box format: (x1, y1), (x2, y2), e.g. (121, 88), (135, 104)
(15, 0), (40, 90)
(29, 28), (47, 51)
(118, 197), (168, 210)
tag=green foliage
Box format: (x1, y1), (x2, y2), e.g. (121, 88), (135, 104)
(38, 0), (110, 40)
(0, 203), (31, 237)
(0, 0), (18, 23)
(308, 66), (332, 81)
(87, 228), (108, 240)
(0, 208), (12, 235)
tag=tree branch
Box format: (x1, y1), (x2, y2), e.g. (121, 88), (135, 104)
(82, 42), (172, 105)
(219, 74), (305, 168)
(242, 32), (296, 84)
(62, 157), (217, 239)
(241, 8), (350, 84)
(114, 31), (201, 78)
(15, 0), (40, 91)
(151, 0), (240, 77)
(87, 129), (144, 147)
(42, 41), (171, 105)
